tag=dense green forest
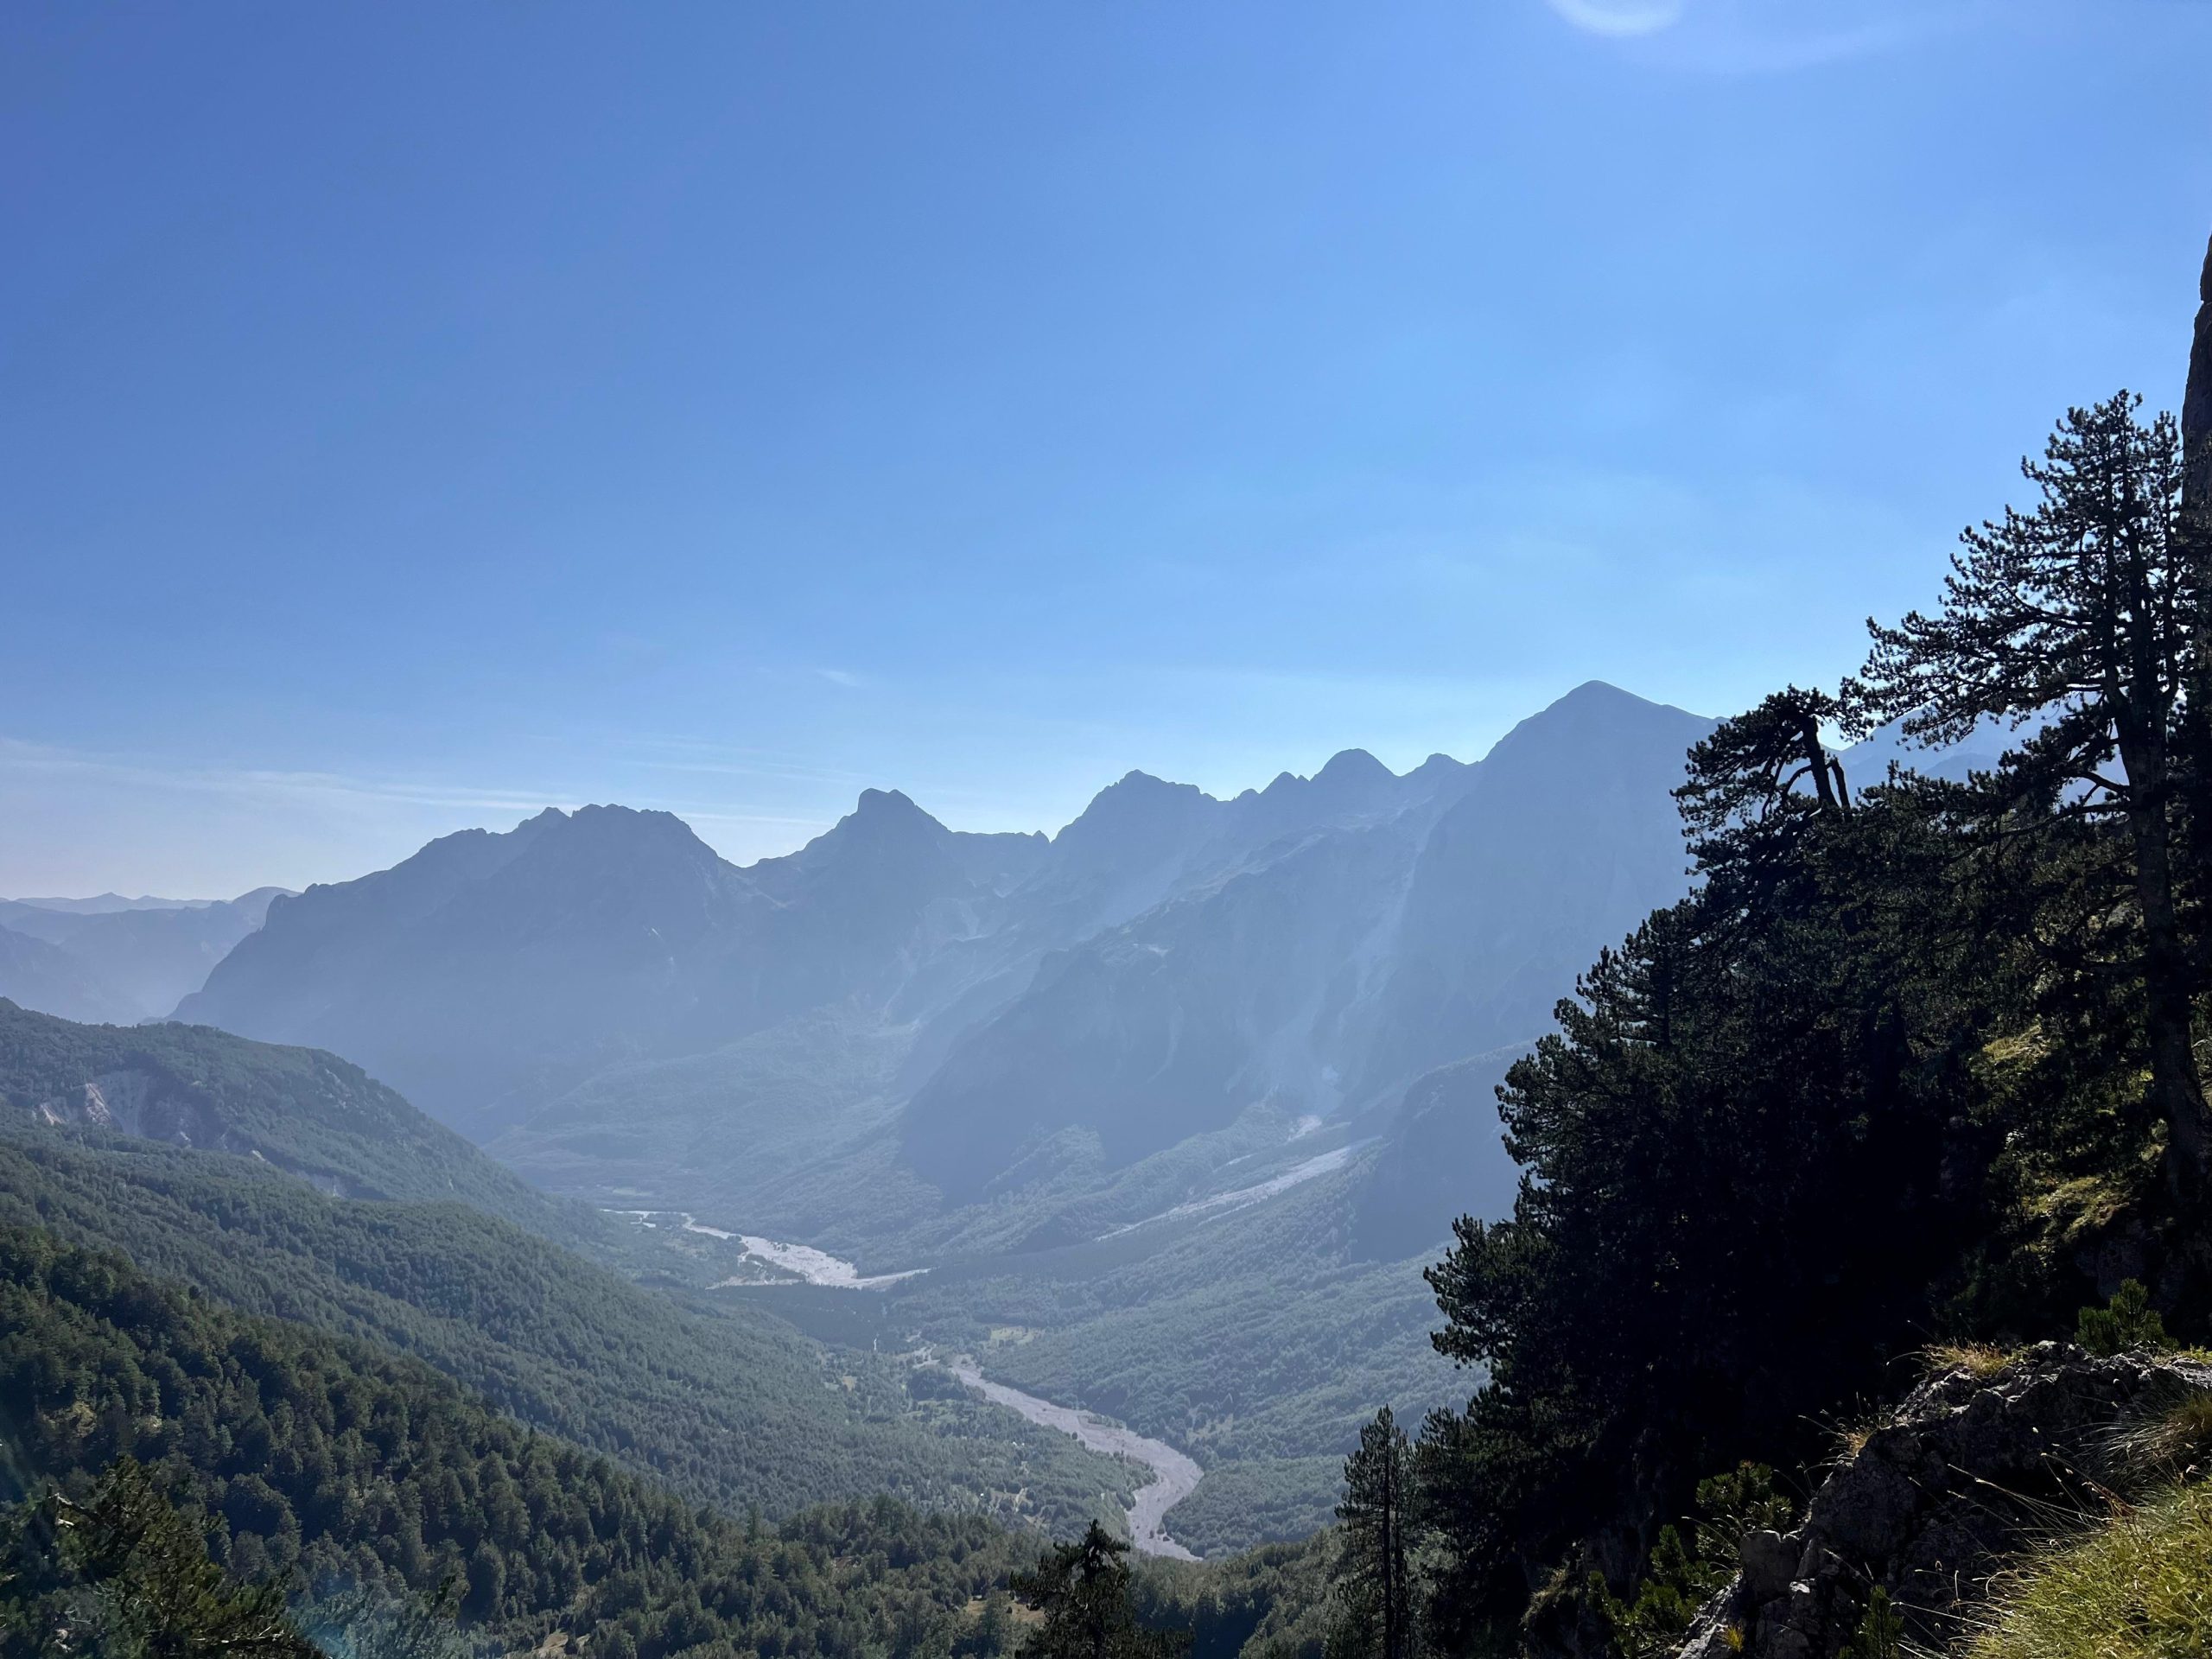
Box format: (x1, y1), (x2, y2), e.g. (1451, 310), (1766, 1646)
(0, 1224), (1338, 1659)
(1341, 327), (2212, 1656)
(0, 1123), (1136, 1537)
(0, 1224), (1057, 1657)
(908, 1162), (1459, 1471)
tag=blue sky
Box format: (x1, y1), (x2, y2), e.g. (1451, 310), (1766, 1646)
(3, 0), (2209, 897)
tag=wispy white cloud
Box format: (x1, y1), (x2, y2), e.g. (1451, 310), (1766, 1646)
(1543, 0), (1980, 73)
(1545, 0), (1685, 36)
(815, 667), (866, 689)
(0, 736), (848, 834)
(630, 755), (879, 785)
(0, 736), (562, 819)
(0, 732), (880, 892)
(511, 730), (882, 788)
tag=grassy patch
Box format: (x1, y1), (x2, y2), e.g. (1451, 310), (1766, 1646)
(1966, 1482), (2212, 1659)
(1924, 1341), (2016, 1380)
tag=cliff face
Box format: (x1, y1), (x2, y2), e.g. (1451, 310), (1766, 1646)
(1675, 1344), (2212, 1659)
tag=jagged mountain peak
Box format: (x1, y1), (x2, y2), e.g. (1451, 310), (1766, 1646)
(478, 804), (734, 887)
(852, 785), (931, 821)
(1477, 680), (1707, 774)
(1405, 752), (1469, 785)
(1099, 768), (1207, 804)
(1052, 770), (1215, 849)
(1241, 747), (1397, 807)
(170, 683), (1719, 1141)
(531, 801), (696, 833)
(1314, 747), (1393, 787)
(750, 788), (976, 918)
(802, 788), (953, 858)
(1533, 677), (1695, 724)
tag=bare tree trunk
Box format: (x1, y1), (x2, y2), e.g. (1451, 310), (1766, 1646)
(2186, 234), (2212, 817)
(1382, 1446), (1405, 1659)
(2130, 779), (2212, 1189)
(2185, 232), (2212, 531)
(1795, 712), (1838, 812)
(2175, 231), (2212, 1192)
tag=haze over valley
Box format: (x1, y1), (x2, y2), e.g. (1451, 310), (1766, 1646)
(10, 6), (2211, 1654)
(0, 683), (1592, 1542)
(0, 678), (1989, 1558)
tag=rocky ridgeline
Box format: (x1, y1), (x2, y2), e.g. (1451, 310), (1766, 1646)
(1676, 1343), (2212, 1659)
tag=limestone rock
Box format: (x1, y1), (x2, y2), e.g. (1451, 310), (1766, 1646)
(1675, 1344), (2212, 1659)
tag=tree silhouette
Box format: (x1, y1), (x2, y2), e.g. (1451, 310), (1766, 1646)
(1847, 391), (2210, 1190)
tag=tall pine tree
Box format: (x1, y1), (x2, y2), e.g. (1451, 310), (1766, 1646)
(1847, 391), (2211, 1190)
(1010, 1522), (1186, 1659)
(1334, 1408), (1414, 1659)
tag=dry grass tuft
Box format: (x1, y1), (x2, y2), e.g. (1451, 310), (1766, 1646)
(1923, 1342), (2016, 1381)
(1830, 1414), (1882, 1465)
(2112, 1388), (2212, 1480)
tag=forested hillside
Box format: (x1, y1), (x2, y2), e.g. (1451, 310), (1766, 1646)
(0, 1221), (1349, 1659)
(0, 1000), (595, 1244)
(0, 1225), (1048, 1658)
(0, 1123), (1136, 1535)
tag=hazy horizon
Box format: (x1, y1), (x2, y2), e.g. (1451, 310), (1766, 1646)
(8, 0), (2209, 894)
(6, 677), (1701, 901)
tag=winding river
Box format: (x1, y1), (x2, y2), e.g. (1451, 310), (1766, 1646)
(944, 1358), (1201, 1560)
(610, 1208), (1203, 1554)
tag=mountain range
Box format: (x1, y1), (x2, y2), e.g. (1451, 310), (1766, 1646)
(7, 679), (1973, 1556)
(181, 682), (1709, 1200)
(0, 887), (287, 1026)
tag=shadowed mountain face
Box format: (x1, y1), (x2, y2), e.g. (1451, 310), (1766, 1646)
(178, 799), (1050, 1133)
(182, 806), (756, 1121)
(901, 683), (1713, 1199)
(1362, 681), (1715, 1094)
(177, 683), (1707, 1204)
(902, 821), (1421, 1198)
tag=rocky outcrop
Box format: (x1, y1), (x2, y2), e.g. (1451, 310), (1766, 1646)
(31, 1066), (379, 1198)
(1676, 1344), (2212, 1659)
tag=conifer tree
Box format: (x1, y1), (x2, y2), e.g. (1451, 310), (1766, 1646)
(1675, 686), (1851, 914)
(0, 1458), (316, 1659)
(1847, 391), (2211, 1189)
(1333, 1408), (1414, 1659)
(1010, 1522), (1185, 1659)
